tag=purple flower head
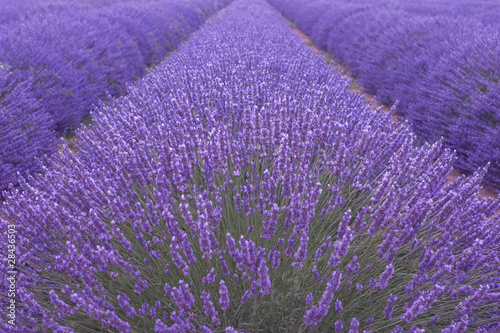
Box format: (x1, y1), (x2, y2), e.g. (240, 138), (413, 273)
(202, 268), (216, 285)
(346, 255), (360, 276)
(219, 280), (230, 311)
(313, 266), (320, 282)
(348, 318), (360, 333)
(338, 209), (352, 239)
(383, 294), (398, 320)
(314, 236), (332, 261)
(306, 293), (313, 306)
(139, 302), (149, 316)
(335, 299), (343, 313)
(172, 280), (195, 313)
(378, 264), (395, 290)
(117, 293), (136, 317)
(335, 320), (344, 332)
(241, 290), (252, 304)
(200, 326), (213, 333)
(201, 291), (220, 326)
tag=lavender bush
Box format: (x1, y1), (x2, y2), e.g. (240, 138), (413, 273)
(0, 0), (232, 195)
(0, 66), (56, 198)
(268, 0), (500, 187)
(2, 0), (499, 331)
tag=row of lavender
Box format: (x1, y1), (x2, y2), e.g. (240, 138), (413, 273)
(0, 0), (232, 196)
(268, 0), (500, 187)
(2, 0), (499, 331)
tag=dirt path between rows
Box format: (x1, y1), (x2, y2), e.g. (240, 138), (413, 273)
(292, 28), (498, 200)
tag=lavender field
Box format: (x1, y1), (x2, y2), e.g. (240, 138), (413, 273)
(1, 0), (499, 332)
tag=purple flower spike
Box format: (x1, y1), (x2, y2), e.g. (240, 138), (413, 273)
(348, 318), (360, 333)
(335, 320), (344, 332)
(201, 291), (220, 326)
(202, 268), (217, 285)
(306, 293), (313, 306)
(383, 294), (398, 320)
(219, 280), (230, 311)
(335, 299), (343, 313)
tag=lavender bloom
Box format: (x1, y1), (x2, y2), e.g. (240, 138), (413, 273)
(201, 291), (220, 326)
(348, 318), (360, 333)
(383, 294), (398, 320)
(346, 255), (360, 276)
(314, 236), (332, 261)
(200, 326), (214, 333)
(202, 268), (217, 285)
(335, 299), (343, 313)
(219, 280), (230, 311)
(269, 248), (281, 269)
(171, 280), (195, 313)
(335, 320), (344, 332)
(304, 271), (342, 326)
(117, 293), (137, 317)
(378, 264), (395, 290)
(306, 293), (313, 306)
(312, 266), (320, 282)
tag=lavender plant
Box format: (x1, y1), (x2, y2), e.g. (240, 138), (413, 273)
(268, 0), (500, 187)
(0, 66), (56, 199)
(1, 0), (499, 332)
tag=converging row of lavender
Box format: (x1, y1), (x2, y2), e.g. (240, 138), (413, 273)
(268, 0), (500, 188)
(1, 0), (499, 331)
(0, 0), (233, 197)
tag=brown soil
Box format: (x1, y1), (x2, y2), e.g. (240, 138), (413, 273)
(292, 27), (498, 200)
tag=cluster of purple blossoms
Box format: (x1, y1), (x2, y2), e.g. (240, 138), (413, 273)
(269, 0), (500, 187)
(0, 0), (232, 196)
(1, 0), (499, 332)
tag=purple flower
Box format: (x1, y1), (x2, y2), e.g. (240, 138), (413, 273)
(172, 280), (195, 313)
(348, 318), (359, 333)
(304, 270), (342, 326)
(202, 268), (216, 285)
(378, 264), (394, 290)
(314, 236), (332, 261)
(201, 291), (220, 326)
(335, 299), (343, 313)
(313, 266), (320, 282)
(383, 294), (398, 320)
(241, 290), (252, 304)
(335, 320), (344, 332)
(306, 293), (313, 306)
(219, 280), (230, 311)
(117, 293), (136, 317)
(200, 326), (214, 333)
